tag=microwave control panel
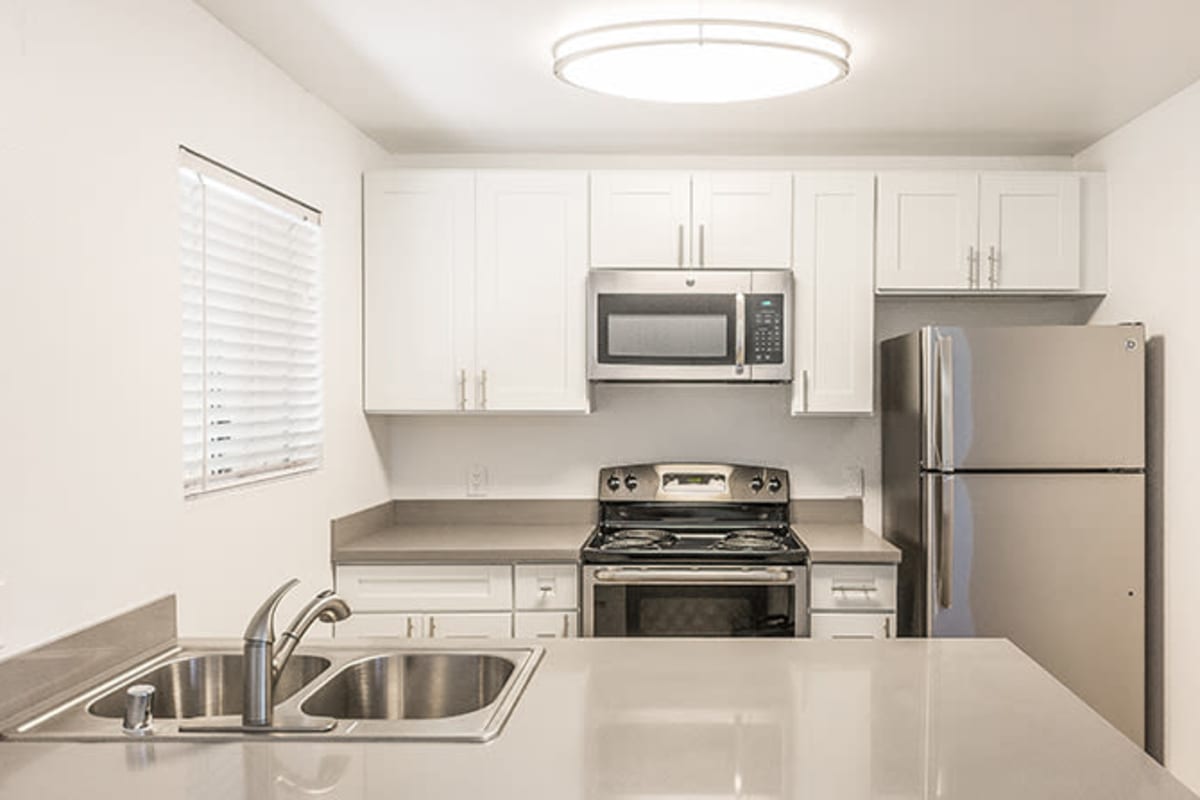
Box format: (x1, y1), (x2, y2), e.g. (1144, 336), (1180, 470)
(747, 294), (785, 364)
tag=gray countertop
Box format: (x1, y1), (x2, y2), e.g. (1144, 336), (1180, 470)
(335, 522), (595, 563)
(0, 637), (1190, 799)
(793, 522), (902, 564)
(332, 498), (899, 566)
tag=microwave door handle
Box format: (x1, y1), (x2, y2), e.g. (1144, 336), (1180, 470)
(735, 292), (746, 375)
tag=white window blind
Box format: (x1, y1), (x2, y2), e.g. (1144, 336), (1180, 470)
(179, 150), (323, 497)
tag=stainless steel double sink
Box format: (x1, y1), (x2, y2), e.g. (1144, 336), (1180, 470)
(9, 645), (543, 742)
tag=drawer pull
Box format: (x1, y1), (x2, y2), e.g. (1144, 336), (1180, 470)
(832, 634), (876, 640)
(832, 582), (878, 593)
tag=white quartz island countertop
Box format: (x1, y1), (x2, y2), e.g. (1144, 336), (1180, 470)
(0, 638), (1191, 800)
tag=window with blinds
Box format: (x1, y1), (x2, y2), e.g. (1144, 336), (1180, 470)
(179, 149), (323, 497)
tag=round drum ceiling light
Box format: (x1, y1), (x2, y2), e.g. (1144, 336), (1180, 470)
(552, 19), (851, 104)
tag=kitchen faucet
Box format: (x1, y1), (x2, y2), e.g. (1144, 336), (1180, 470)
(242, 578), (351, 728)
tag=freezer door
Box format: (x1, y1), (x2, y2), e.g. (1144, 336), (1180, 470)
(924, 325), (1145, 470)
(929, 472), (1144, 744)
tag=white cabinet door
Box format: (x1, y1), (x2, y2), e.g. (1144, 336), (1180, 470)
(475, 171), (589, 411)
(335, 612), (425, 640)
(692, 172), (792, 268)
(427, 612), (513, 639)
(876, 172), (980, 291)
(590, 171), (691, 267)
(514, 611), (578, 639)
(514, 564), (578, 610)
(810, 613), (895, 640)
(980, 173), (1081, 291)
(363, 170), (475, 412)
(337, 565), (514, 612)
(792, 173), (875, 415)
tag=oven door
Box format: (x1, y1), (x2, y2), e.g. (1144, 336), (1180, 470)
(583, 565), (808, 637)
(587, 270), (791, 382)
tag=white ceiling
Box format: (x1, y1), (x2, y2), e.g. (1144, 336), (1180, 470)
(195, 0), (1200, 155)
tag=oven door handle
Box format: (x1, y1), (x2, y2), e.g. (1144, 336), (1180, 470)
(592, 567), (795, 583)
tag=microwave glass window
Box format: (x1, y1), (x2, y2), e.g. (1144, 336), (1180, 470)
(607, 314), (728, 358)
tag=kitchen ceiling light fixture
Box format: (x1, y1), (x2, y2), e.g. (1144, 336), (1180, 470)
(552, 19), (851, 104)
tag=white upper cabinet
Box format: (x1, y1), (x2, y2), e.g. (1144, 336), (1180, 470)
(979, 173), (1081, 291)
(590, 171), (691, 267)
(591, 171), (792, 269)
(876, 171), (1084, 294)
(876, 172), (980, 291)
(792, 173), (876, 415)
(692, 172), (793, 268)
(364, 169), (589, 414)
(475, 171), (590, 411)
(364, 170), (475, 412)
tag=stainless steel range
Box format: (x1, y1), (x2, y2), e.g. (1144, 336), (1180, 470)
(582, 463), (809, 637)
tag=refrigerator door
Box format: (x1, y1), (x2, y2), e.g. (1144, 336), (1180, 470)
(928, 471), (1145, 744)
(923, 325), (1145, 470)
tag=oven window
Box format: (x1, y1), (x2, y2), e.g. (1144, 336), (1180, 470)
(592, 584), (795, 637)
(597, 294), (736, 365)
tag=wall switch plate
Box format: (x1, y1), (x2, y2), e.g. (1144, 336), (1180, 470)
(467, 464), (489, 497)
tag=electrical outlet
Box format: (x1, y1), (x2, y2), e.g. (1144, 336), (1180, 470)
(467, 464), (489, 497)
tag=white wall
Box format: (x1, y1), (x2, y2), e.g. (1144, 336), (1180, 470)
(387, 299), (1095, 530)
(1075, 77), (1200, 790)
(0, 0), (391, 655)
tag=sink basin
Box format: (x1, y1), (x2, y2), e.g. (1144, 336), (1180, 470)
(300, 654), (515, 720)
(88, 654), (331, 719)
(7, 645), (541, 742)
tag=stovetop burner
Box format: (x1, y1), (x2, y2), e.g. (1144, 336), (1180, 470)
(712, 530), (788, 552)
(598, 529), (679, 551)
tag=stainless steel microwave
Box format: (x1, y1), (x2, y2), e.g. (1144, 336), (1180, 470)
(587, 270), (792, 382)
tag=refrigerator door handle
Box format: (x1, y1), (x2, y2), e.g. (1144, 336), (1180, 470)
(937, 332), (955, 470)
(938, 475), (954, 610)
(924, 331), (939, 468)
(924, 476), (940, 633)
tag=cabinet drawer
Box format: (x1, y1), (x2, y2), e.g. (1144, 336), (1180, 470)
(810, 612), (895, 640)
(334, 613), (424, 640)
(427, 612), (512, 639)
(514, 564), (578, 610)
(514, 611), (578, 639)
(810, 564), (897, 611)
(337, 565), (513, 612)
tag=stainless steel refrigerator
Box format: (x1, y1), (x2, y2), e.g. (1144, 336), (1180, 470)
(881, 324), (1145, 745)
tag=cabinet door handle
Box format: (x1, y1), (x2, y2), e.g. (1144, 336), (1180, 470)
(832, 634), (876, 640)
(406, 616), (416, 638)
(458, 369), (467, 411)
(699, 223), (706, 267)
(479, 370), (488, 410)
(562, 613), (570, 638)
(988, 245), (999, 289)
(885, 617), (892, 638)
(428, 617), (437, 637)
(734, 292), (746, 374)
(677, 224), (684, 267)
(802, 369), (809, 412)
(966, 246), (978, 288)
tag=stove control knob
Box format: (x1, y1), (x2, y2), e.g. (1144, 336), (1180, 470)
(625, 474), (639, 491)
(767, 476), (783, 493)
(606, 474), (622, 492)
(748, 475), (764, 493)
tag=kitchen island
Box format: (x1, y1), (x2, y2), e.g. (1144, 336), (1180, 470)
(0, 637), (1191, 799)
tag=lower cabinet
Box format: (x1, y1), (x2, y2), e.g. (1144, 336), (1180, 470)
(335, 563), (579, 640)
(810, 612), (895, 640)
(809, 563), (898, 640)
(514, 611), (578, 639)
